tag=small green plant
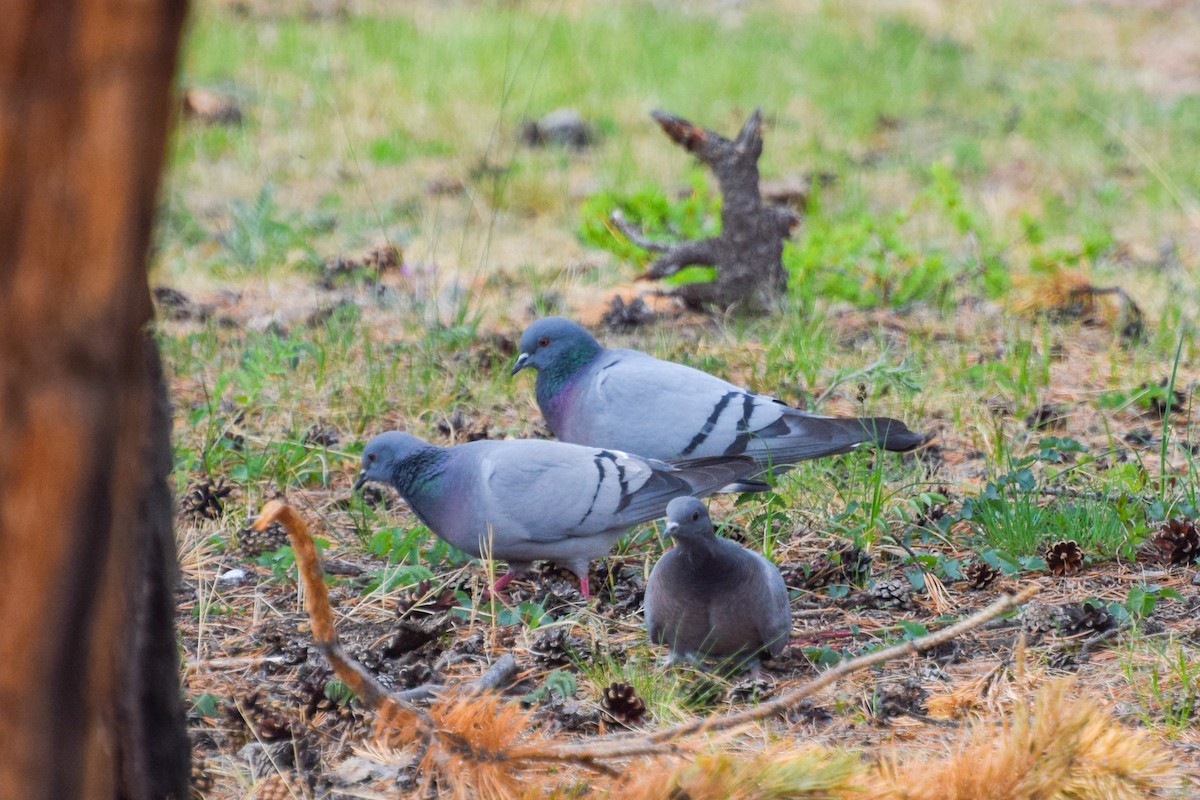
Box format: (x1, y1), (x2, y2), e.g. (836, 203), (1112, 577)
(1123, 584), (1183, 623)
(191, 693), (222, 719)
(365, 130), (453, 164)
(362, 563), (435, 594)
(499, 601), (552, 629)
(960, 466), (1044, 556)
(521, 669), (578, 705)
(366, 524), (462, 570)
(577, 172), (720, 286)
(219, 185), (323, 272)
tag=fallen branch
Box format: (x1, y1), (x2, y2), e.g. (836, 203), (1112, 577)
(254, 503), (430, 724)
(395, 654), (519, 703)
(510, 584), (1039, 763)
(255, 501), (1039, 785)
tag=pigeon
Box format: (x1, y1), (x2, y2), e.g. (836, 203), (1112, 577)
(512, 317), (931, 481)
(352, 431), (759, 598)
(645, 497), (791, 668)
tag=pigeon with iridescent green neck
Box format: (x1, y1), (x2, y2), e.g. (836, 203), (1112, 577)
(513, 317), (930, 482)
(353, 431), (759, 598)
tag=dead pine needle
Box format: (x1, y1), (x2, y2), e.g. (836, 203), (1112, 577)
(872, 679), (1180, 800)
(255, 501), (545, 799)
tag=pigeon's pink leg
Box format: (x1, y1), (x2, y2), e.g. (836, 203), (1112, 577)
(579, 575), (590, 599)
(484, 570), (516, 600)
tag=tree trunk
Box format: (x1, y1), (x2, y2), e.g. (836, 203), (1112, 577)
(0, 2), (190, 798)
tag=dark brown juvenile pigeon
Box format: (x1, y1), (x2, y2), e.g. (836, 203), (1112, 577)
(645, 497), (791, 669)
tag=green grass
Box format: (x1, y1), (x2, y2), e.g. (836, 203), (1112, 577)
(162, 4), (1200, 791)
(1121, 637), (1200, 735)
(166, 1), (1200, 311)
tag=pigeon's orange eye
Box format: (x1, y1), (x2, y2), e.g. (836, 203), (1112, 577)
(691, 511), (700, 521)
(367, 453), (377, 462)
(538, 337), (550, 347)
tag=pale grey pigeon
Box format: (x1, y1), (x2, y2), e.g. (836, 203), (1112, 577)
(645, 497), (791, 667)
(353, 431), (758, 598)
(512, 317), (931, 480)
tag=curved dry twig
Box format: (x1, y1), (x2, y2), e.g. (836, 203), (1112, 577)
(510, 584), (1039, 763)
(256, 501), (1039, 777)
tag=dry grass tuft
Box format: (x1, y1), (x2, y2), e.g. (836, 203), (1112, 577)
(611, 746), (865, 800)
(926, 640), (1044, 720)
(416, 695), (548, 800)
(873, 679), (1180, 800)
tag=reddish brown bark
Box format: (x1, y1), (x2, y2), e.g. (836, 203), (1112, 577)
(0, 1), (190, 798)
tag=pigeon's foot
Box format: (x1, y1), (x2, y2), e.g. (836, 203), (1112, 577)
(483, 570), (517, 600)
(578, 575), (590, 600)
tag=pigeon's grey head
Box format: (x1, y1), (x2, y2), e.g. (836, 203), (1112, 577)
(664, 497), (714, 542)
(512, 317), (601, 376)
(354, 431), (426, 491)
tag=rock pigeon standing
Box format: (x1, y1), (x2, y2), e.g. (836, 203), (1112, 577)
(645, 497), (791, 668)
(353, 431), (758, 598)
(512, 317), (930, 478)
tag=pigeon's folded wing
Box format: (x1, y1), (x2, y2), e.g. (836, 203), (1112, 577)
(475, 442), (754, 543)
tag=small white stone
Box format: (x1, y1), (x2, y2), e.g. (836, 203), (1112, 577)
(218, 568), (247, 584)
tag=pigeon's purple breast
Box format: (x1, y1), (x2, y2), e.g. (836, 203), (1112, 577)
(536, 367), (589, 440)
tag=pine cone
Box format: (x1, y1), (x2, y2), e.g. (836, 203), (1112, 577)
(303, 423), (340, 447)
(1153, 518), (1200, 565)
(436, 409), (491, 443)
(1045, 539), (1084, 576)
(600, 682), (646, 727)
(251, 772), (301, 800)
(189, 756), (214, 800)
(912, 486), (953, 528)
(727, 677), (773, 704)
(237, 519), (288, 558)
(397, 579), (457, 616)
(529, 626), (586, 665)
(877, 679), (927, 719)
(228, 691), (297, 742)
(794, 542), (872, 589)
(356, 483), (391, 509)
(601, 294), (655, 330)
(964, 561), (1000, 590)
(1020, 602), (1065, 636)
(869, 577), (913, 609)
(1062, 601), (1117, 635)
(1025, 403), (1069, 431)
(180, 477), (234, 521)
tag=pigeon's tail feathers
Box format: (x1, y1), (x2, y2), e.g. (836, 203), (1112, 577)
(854, 417), (934, 452)
(667, 455), (763, 496)
(717, 479), (773, 494)
(669, 454), (770, 495)
(615, 455), (759, 524)
(754, 411), (932, 465)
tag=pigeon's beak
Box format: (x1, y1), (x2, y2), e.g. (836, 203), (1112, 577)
(511, 352), (531, 375)
(352, 471), (368, 492)
(664, 521), (680, 538)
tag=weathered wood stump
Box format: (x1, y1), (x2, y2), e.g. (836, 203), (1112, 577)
(612, 108), (798, 312)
